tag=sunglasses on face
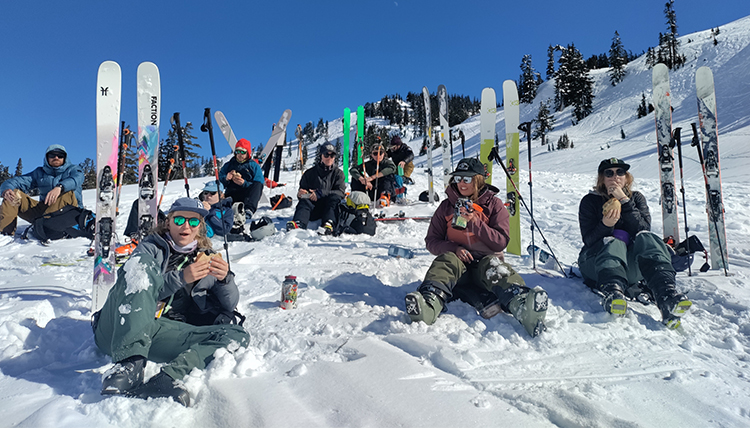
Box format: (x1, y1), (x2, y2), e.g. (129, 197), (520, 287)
(453, 176), (473, 184)
(322, 152), (336, 159)
(47, 153), (65, 160)
(172, 216), (201, 228)
(371, 151), (384, 157)
(603, 168), (627, 178)
(202, 191), (217, 196)
(235, 149), (248, 155)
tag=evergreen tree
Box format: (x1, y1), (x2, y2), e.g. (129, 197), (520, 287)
(554, 44), (595, 121)
(78, 158), (96, 190)
(608, 31), (628, 86)
(636, 93), (649, 118)
(163, 122), (200, 179)
(519, 54), (540, 104)
(658, 0), (686, 69)
(532, 100), (555, 145)
(14, 159), (23, 176)
(121, 142), (138, 185)
(557, 133), (571, 149)
(546, 45), (557, 80)
(0, 162), (11, 186)
(315, 118), (325, 139)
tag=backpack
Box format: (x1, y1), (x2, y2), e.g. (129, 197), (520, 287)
(668, 235), (709, 272)
(26, 205), (96, 242)
(333, 192), (376, 236)
(270, 194), (293, 210)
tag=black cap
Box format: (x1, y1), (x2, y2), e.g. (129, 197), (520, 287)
(598, 157), (630, 174)
(451, 158), (486, 177)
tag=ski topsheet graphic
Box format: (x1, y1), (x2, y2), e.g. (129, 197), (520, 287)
(501, 82), (521, 256)
(652, 63), (680, 243)
(214, 110), (238, 153)
(136, 62), (160, 240)
(438, 84), (450, 189)
(93, 60), (121, 313)
(422, 86), (434, 204)
(695, 66), (728, 272)
(480, 87), (496, 185)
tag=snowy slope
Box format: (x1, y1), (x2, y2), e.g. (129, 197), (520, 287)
(1, 15), (750, 428)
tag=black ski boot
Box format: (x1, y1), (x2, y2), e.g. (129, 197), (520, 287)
(598, 282), (627, 315)
(101, 355), (146, 395)
(648, 269), (692, 329)
(132, 371), (190, 407)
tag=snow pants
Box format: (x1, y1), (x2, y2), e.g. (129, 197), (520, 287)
(225, 181), (263, 216)
(93, 252), (249, 380)
(578, 231), (675, 288)
(292, 194), (340, 229)
(422, 252), (525, 307)
(0, 190), (77, 236)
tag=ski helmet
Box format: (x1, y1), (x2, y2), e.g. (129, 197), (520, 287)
(249, 216), (276, 240)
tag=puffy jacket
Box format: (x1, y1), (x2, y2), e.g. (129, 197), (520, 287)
(205, 198), (235, 237)
(425, 184), (510, 259)
(131, 233), (240, 325)
(387, 143), (414, 165)
(0, 144), (84, 207)
(349, 158), (397, 182)
(578, 190), (651, 250)
(219, 156), (264, 192)
(299, 162), (346, 200)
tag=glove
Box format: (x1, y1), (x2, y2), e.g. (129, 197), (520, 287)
(602, 198), (621, 216)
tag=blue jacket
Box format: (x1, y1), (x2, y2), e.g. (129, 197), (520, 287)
(0, 144), (84, 208)
(205, 198), (235, 237)
(219, 157), (264, 193)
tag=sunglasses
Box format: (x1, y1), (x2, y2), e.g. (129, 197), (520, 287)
(235, 149), (248, 155)
(603, 168), (627, 178)
(172, 216), (201, 228)
(453, 176), (473, 184)
(202, 191), (217, 196)
(47, 153), (66, 160)
(322, 152), (336, 159)
(371, 151), (384, 157)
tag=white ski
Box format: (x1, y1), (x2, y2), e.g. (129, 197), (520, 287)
(652, 63), (680, 243)
(135, 61), (160, 240)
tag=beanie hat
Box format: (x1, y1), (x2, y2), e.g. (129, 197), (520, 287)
(201, 181), (225, 193)
(451, 158), (486, 177)
(235, 138), (252, 153)
(168, 197), (209, 218)
(390, 135), (402, 146)
(598, 157), (630, 174)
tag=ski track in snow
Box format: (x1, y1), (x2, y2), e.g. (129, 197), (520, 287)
(1, 15), (750, 428)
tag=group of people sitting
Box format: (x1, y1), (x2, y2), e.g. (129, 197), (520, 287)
(0, 141), (693, 407)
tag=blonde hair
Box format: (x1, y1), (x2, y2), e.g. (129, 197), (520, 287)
(154, 212), (213, 250)
(450, 174), (486, 202)
(594, 171), (634, 197)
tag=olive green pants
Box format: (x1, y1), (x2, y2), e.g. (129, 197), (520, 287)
(423, 252), (525, 301)
(578, 231), (674, 288)
(94, 252), (249, 380)
(0, 190), (77, 235)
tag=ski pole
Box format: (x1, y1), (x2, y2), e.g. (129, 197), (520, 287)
(172, 112), (190, 198)
(672, 127), (692, 276)
(691, 123), (728, 275)
(115, 121), (128, 217)
(201, 108), (231, 267)
(460, 129), (465, 158)
(156, 147), (178, 212)
(488, 147), (568, 277)
(519, 121), (536, 270)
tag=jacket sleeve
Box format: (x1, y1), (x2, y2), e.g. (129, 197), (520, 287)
(425, 201), (461, 255)
(377, 159), (397, 177)
(403, 147), (414, 164)
(191, 270), (239, 314)
(0, 172), (34, 194)
(619, 191), (651, 235)
(579, 193), (613, 248)
(465, 198), (510, 252)
(298, 168), (313, 190)
(349, 163), (364, 181)
(218, 161), (230, 186)
(132, 241), (187, 301)
(205, 200), (234, 236)
(59, 165), (84, 194)
(330, 169), (347, 199)
(244, 161), (265, 187)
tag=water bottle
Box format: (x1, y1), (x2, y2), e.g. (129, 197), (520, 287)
(280, 275), (298, 310)
(388, 245), (414, 259)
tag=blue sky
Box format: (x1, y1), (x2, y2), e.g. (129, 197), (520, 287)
(0, 0), (747, 171)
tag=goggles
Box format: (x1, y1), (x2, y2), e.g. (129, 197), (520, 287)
(235, 149), (248, 155)
(453, 176), (473, 184)
(345, 199), (370, 210)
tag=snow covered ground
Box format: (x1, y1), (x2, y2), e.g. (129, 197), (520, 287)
(1, 15), (749, 428)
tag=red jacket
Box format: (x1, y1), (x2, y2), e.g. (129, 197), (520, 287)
(425, 184), (510, 260)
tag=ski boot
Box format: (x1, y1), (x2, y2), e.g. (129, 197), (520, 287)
(318, 220), (334, 236)
(286, 220), (300, 231)
(101, 355), (146, 395)
(657, 293), (692, 330)
(131, 371), (190, 407)
(405, 286), (446, 325)
(503, 285), (548, 337)
(475, 296), (503, 319)
(598, 282), (627, 315)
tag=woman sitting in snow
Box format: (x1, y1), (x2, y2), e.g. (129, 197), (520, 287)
(92, 197), (249, 406)
(404, 158), (548, 337)
(578, 157), (691, 329)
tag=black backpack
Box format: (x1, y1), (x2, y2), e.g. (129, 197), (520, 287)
(26, 205), (96, 242)
(333, 203), (376, 236)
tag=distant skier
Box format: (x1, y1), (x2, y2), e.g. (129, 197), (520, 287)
(287, 143), (346, 234)
(577, 158), (692, 329)
(386, 135), (415, 185)
(219, 138), (264, 218)
(349, 142), (397, 205)
(0, 145), (83, 236)
(93, 197), (249, 406)
(404, 158), (548, 337)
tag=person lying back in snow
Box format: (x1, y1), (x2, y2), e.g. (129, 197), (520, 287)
(404, 158), (549, 337)
(92, 197), (249, 406)
(578, 157), (692, 329)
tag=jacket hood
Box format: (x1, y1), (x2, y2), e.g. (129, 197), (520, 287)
(43, 144), (72, 172)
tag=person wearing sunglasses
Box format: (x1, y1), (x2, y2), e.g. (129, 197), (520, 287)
(349, 142), (398, 204)
(93, 197), (248, 406)
(386, 135), (415, 185)
(197, 180), (239, 238)
(219, 138), (264, 219)
(405, 158), (548, 337)
(1, 144), (84, 236)
(288, 143), (346, 234)
(578, 158), (691, 328)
